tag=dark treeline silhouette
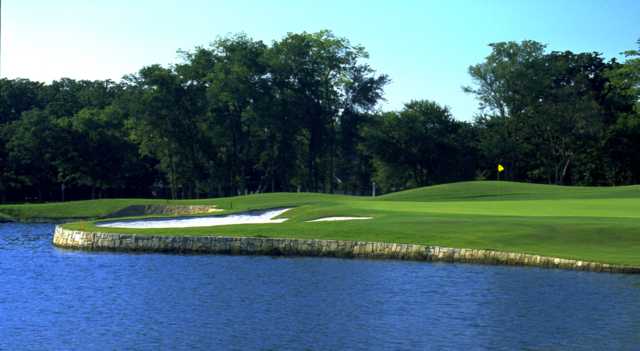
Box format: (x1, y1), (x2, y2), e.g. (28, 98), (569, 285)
(1, 32), (639, 202)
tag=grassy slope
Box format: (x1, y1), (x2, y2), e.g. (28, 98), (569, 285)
(379, 180), (640, 201)
(0, 193), (356, 221)
(0, 212), (12, 221)
(3, 181), (640, 265)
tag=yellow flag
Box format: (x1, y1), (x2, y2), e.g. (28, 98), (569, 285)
(497, 164), (505, 173)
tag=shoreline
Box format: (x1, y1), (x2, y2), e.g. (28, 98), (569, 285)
(4, 218), (90, 224)
(53, 226), (640, 274)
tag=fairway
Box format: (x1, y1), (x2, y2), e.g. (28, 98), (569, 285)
(3, 181), (640, 266)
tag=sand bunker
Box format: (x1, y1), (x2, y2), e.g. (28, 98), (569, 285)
(97, 208), (291, 229)
(307, 217), (372, 222)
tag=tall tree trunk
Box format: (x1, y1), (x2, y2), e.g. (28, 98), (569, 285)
(169, 154), (177, 200)
(560, 158), (571, 185)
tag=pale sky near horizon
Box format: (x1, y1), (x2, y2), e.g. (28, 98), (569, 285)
(2, 0), (639, 120)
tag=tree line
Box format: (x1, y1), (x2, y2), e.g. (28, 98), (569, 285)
(1, 31), (639, 202)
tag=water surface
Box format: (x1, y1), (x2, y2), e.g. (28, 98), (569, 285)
(1, 223), (639, 350)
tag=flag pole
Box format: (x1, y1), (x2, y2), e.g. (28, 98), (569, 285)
(497, 164), (504, 197)
(499, 167), (502, 198)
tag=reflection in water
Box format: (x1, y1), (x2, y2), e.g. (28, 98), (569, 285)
(1, 223), (639, 350)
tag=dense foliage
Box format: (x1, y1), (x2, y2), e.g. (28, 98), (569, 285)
(1, 32), (639, 201)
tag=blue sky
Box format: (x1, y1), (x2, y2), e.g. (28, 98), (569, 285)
(3, 0), (639, 120)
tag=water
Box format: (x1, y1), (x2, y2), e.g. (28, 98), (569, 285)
(1, 223), (639, 351)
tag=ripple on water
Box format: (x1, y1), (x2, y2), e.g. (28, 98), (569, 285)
(1, 223), (640, 351)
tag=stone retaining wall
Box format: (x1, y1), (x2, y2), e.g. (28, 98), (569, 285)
(53, 226), (640, 274)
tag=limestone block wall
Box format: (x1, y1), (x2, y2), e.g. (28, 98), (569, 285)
(53, 226), (640, 274)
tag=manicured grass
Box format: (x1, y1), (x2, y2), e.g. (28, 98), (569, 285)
(4, 181), (640, 266)
(379, 180), (640, 202)
(0, 212), (12, 222)
(0, 194), (347, 221)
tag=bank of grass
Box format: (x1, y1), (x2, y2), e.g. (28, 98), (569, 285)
(4, 181), (640, 266)
(379, 180), (640, 202)
(0, 198), (162, 221)
(0, 193), (352, 221)
(0, 212), (12, 222)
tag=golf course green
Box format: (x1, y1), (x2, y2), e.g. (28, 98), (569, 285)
(3, 181), (640, 266)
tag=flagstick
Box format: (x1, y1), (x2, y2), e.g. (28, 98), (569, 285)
(497, 169), (500, 197)
(497, 165), (502, 198)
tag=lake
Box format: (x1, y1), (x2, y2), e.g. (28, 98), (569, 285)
(1, 223), (639, 350)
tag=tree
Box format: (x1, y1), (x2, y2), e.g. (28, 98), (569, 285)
(204, 34), (270, 195)
(366, 100), (473, 192)
(522, 51), (609, 184)
(464, 41), (547, 179)
(55, 106), (147, 199)
(268, 30), (387, 192)
(608, 39), (640, 112)
(604, 39), (640, 184)
(5, 109), (62, 200)
(464, 41), (547, 118)
(336, 63), (389, 194)
(126, 65), (207, 199)
(466, 41), (628, 185)
(0, 78), (45, 124)
(3, 32), (637, 202)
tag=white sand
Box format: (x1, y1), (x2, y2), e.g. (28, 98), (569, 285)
(97, 208), (291, 229)
(307, 217), (372, 222)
